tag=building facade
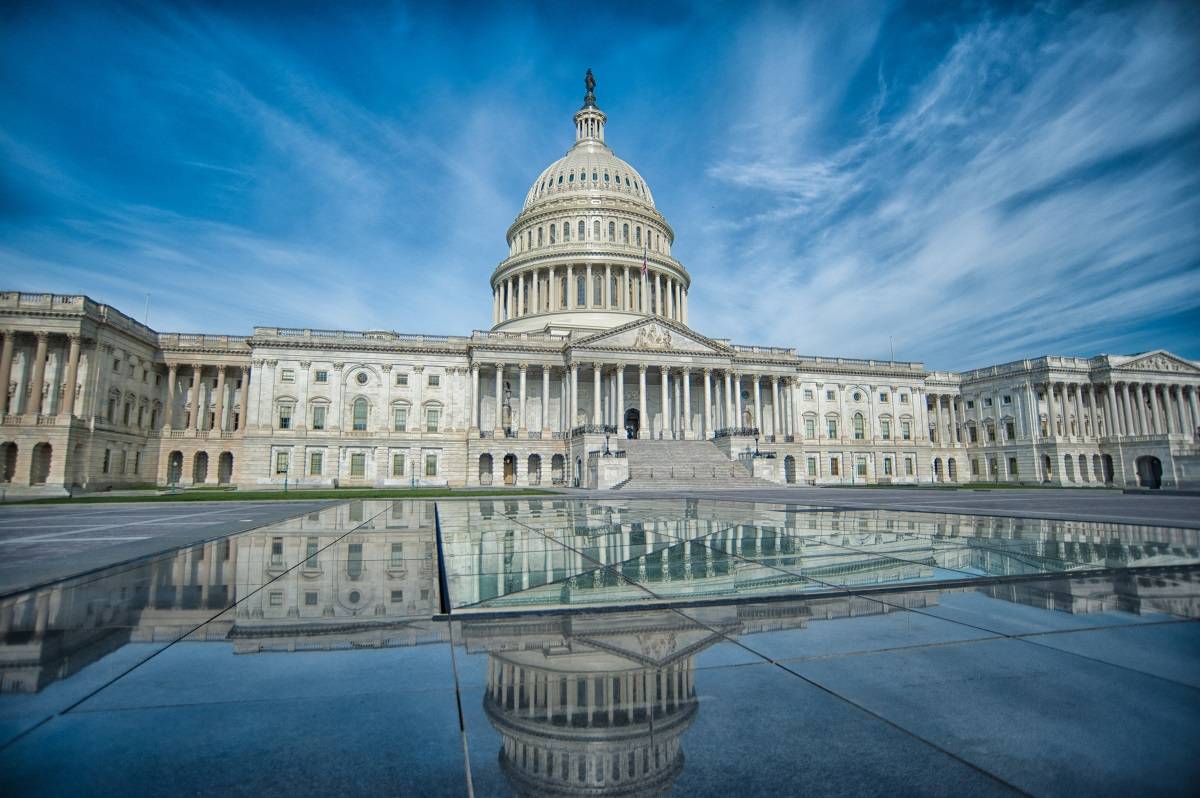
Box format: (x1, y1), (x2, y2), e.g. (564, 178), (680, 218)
(2, 76), (1199, 495)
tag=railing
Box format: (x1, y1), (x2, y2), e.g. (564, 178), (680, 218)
(551, 431), (568, 440)
(479, 431), (494, 438)
(737, 450), (777, 460)
(714, 427), (759, 438)
(570, 424), (618, 437)
(503, 428), (518, 439)
(253, 327), (467, 345)
(784, 434), (796, 443)
(527, 432), (542, 440)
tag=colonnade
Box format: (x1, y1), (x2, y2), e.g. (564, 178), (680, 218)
(163, 363), (249, 433)
(0, 330), (84, 418)
(492, 264), (688, 325)
(469, 362), (801, 439)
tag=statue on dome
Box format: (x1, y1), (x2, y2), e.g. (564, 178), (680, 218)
(583, 68), (596, 107)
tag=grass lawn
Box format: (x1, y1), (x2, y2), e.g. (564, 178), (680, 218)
(5, 487), (559, 505)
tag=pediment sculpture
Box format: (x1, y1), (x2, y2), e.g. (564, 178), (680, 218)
(633, 324), (672, 350)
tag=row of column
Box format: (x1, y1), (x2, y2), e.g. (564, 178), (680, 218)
(0, 330), (83, 418)
(1099, 381), (1199, 439)
(164, 363), (249, 433)
(492, 264), (688, 325)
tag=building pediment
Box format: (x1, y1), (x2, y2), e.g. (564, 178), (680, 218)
(1113, 350), (1200, 375)
(571, 318), (732, 356)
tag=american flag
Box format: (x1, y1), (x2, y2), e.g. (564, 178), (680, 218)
(641, 246), (648, 278)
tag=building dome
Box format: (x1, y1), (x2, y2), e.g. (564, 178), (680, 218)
(490, 70), (691, 334)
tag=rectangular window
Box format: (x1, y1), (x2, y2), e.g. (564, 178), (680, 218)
(394, 406), (407, 431)
(884, 457), (893, 476)
(1006, 421), (1015, 440)
(966, 400), (975, 410)
(278, 404), (292, 429)
(901, 421), (911, 440)
(396, 373), (408, 386)
(969, 427), (978, 443)
(806, 457), (817, 476)
(420, 589), (430, 602)
(827, 419), (837, 438)
(314, 370), (328, 383)
(1009, 457), (1019, 476)
(347, 543), (363, 578)
(900, 393), (909, 403)
(427, 374), (440, 387)
(304, 591), (318, 606)
(905, 457), (914, 476)
(856, 459), (867, 477)
(425, 453), (438, 477)
(271, 537), (284, 566)
(391, 542), (403, 567)
(804, 389), (814, 400)
(274, 451), (289, 474)
(825, 390), (835, 401)
(881, 420), (891, 440)
(102, 449), (111, 474)
(269, 591), (283, 606)
(879, 392), (888, 403)
(305, 537), (319, 567)
(987, 426), (997, 442)
(309, 451), (323, 476)
(392, 453), (406, 476)
(281, 368), (295, 383)
(311, 405), (326, 430)
(1003, 395), (1012, 404)
(390, 590), (404, 603)
(113, 358), (121, 372)
(426, 408), (440, 432)
(984, 397), (993, 407)
(972, 459), (981, 476)
(350, 453), (366, 477)
(830, 458), (839, 476)
(805, 418), (816, 438)
(133, 451), (141, 474)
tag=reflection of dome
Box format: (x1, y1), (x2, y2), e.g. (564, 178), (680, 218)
(491, 71), (689, 334)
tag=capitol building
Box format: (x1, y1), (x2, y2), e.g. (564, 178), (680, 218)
(2, 74), (1198, 496)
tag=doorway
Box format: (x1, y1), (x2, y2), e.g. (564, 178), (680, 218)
(502, 454), (516, 486)
(624, 408), (640, 439)
(1135, 456), (1162, 489)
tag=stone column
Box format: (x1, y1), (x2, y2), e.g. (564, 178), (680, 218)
(61, 334), (82, 418)
(1104, 383), (1118, 437)
(518, 364), (528, 434)
(191, 364), (205, 431)
(549, 267), (558, 312)
(660, 366), (670, 438)
(470, 364), (480, 429)
(771, 377), (780, 437)
(29, 332), (49, 415)
(615, 366), (625, 431)
(212, 365), (227, 433)
(570, 364), (579, 428)
(1188, 386), (1200, 439)
(1150, 384), (1164, 435)
(585, 264), (593, 308)
(733, 373), (743, 427)
(655, 272), (663, 316)
(682, 287), (688, 325)
(666, 278), (675, 319)
(723, 371), (733, 430)
(517, 272), (525, 317)
(1044, 383), (1057, 439)
(622, 266), (631, 311)
(1135, 384), (1148, 435)
(0, 330), (14, 418)
(494, 363), (504, 434)
(237, 367), (249, 431)
(1120, 382), (1132, 435)
(948, 393), (958, 445)
(682, 368), (692, 437)
(638, 365), (648, 439)
(700, 369), (710, 439)
(541, 366), (550, 432)
(592, 363), (602, 426)
(604, 264), (612, 308)
(567, 266), (574, 310)
(752, 376), (762, 433)
(160, 363), (177, 430)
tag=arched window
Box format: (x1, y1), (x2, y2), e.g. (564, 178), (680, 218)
(550, 225), (557, 244)
(557, 174), (563, 184)
(610, 274), (619, 306)
(352, 398), (368, 431)
(622, 224), (629, 243)
(425, 403), (441, 433)
(635, 227), (642, 246)
(568, 172), (574, 183)
(591, 171), (597, 182)
(577, 275), (586, 306)
(577, 220), (585, 240)
(604, 172), (610, 183)
(562, 222), (570, 242)
(593, 274), (603, 305)
(593, 220), (600, 240)
(537, 227), (543, 246)
(608, 221), (615, 241)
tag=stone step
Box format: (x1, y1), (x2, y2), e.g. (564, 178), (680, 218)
(613, 438), (776, 491)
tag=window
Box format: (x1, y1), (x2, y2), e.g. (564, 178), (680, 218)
(350, 453), (366, 477)
(304, 592), (318, 606)
(1003, 395), (1012, 405)
(905, 457), (914, 476)
(826, 389), (836, 401)
(805, 418), (816, 438)
(901, 420), (911, 440)
(102, 449), (111, 474)
(830, 458), (840, 476)
(537, 227), (543, 246)
(1009, 457), (1019, 476)
(314, 370), (328, 383)
(577, 220), (585, 239)
(271, 537), (284, 566)
(278, 403), (293, 429)
(608, 221), (615, 241)
(427, 374), (440, 387)
(392, 452), (406, 476)
(550, 225), (557, 243)
(396, 373), (408, 386)
(852, 391), (862, 401)
(593, 220), (600, 239)
(393, 405), (408, 431)
(347, 543), (363, 578)
(309, 451), (323, 475)
(1006, 421), (1015, 440)
(853, 414), (865, 440)
(969, 426), (979, 443)
(900, 393), (909, 403)
(806, 457), (817, 476)
(827, 419), (838, 438)
(390, 542), (403, 567)
(426, 407), (440, 432)
(966, 400), (975, 410)
(420, 589), (430, 602)
(635, 227), (642, 246)
(577, 275), (586, 306)
(311, 405), (326, 430)
(987, 425), (996, 442)
(804, 389), (814, 400)
(880, 392), (889, 403)
(352, 398), (368, 430)
(425, 453), (438, 476)
(881, 419), (891, 440)
(390, 590), (404, 603)
(269, 591), (283, 606)
(856, 459), (867, 477)
(622, 223), (629, 243)
(113, 358), (121, 372)
(305, 537), (319, 567)
(275, 451), (289, 474)
(884, 457), (893, 476)
(133, 451), (140, 474)
(279, 368), (294, 383)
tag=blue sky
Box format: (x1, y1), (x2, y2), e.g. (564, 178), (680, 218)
(1, 0), (1197, 370)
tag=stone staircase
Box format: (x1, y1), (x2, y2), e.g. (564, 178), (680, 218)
(612, 439), (776, 491)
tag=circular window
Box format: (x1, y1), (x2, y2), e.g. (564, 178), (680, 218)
(853, 392), (862, 401)
(356, 372), (368, 385)
(349, 590), (361, 604)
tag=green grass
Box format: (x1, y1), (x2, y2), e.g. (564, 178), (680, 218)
(5, 487), (558, 505)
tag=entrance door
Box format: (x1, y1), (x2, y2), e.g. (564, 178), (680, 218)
(624, 408), (640, 439)
(503, 454), (516, 486)
(1136, 456), (1163, 489)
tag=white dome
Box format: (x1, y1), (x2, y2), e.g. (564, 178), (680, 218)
(523, 141), (656, 210)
